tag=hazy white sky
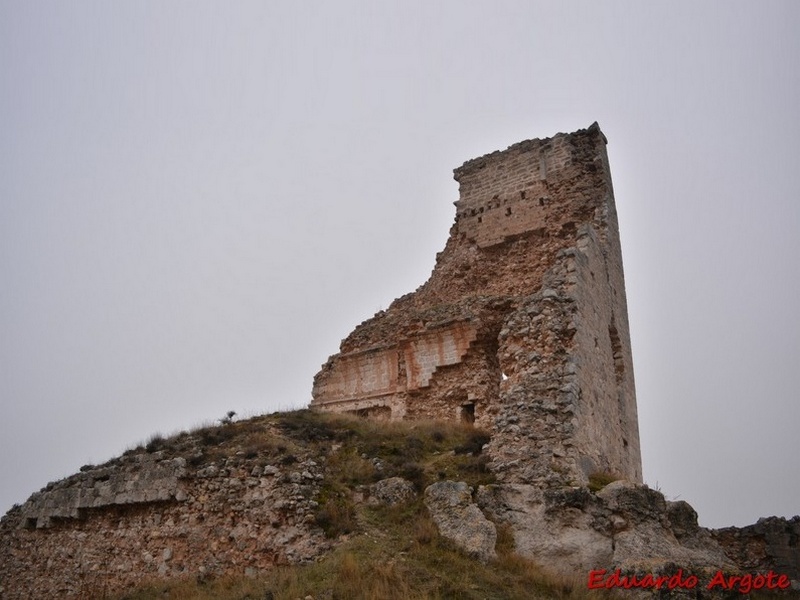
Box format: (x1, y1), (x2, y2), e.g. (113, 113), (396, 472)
(1, 1), (798, 529)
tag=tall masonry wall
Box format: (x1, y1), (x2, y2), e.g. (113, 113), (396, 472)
(311, 123), (642, 486)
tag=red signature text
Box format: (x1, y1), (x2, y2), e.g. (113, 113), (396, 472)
(588, 568), (792, 593)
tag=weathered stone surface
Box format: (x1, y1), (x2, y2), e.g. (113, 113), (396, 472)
(476, 483), (610, 572)
(476, 481), (735, 576)
(16, 454), (188, 529)
(597, 481), (733, 572)
(713, 516), (800, 582)
(368, 477), (416, 506)
(311, 123), (642, 488)
(0, 427), (333, 599)
(424, 481), (497, 563)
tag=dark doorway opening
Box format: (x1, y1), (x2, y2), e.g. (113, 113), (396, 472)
(460, 403), (475, 425)
(354, 406), (392, 420)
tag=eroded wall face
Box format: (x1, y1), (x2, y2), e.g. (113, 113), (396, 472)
(311, 123), (642, 485)
(312, 322), (479, 419)
(454, 134), (573, 248)
(403, 322), (477, 389)
(0, 448), (330, 599)
(491, 232), (641, 486)
(570, 228), (641, 482)
(317, 349), (400, 402)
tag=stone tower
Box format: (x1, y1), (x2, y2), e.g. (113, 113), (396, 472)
(311, 123), (642, 485)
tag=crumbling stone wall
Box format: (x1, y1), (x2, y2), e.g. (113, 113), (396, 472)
(312, 123), (642, 486)
(714, 516), (800, 581)
(0, 430), (331, 599)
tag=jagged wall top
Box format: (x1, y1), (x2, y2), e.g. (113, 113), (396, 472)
(453, 122), (604, 178)
(312, 122), (641, 486)
(452, 123), (608, 249)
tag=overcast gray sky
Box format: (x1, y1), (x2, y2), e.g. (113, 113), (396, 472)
(1, 1), (798, 529)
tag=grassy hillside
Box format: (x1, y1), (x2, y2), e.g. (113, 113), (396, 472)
(114, 410), (601, 600)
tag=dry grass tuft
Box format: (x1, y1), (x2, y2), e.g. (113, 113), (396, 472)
(587, 470), (621, 492)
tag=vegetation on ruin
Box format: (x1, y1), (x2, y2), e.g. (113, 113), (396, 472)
(113, 410), (602, 600)
(118, 525), (599, 600)
(587, 470), (622, 493)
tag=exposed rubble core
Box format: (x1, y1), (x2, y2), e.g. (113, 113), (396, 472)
(312, 123), (642, 486)
(0, 418), (333, 599)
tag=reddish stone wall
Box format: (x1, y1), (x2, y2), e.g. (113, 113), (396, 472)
(404, 322), (477, 389)
(312, 321), (480, 419)
(317, 348), (401, 402)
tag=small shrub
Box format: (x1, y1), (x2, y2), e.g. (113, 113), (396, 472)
(187, 453), (205, 467)
(405, 435), (424, 456)
(588, 470), (621, 492)
(413, 513), (439, 546)
(454, 429), (491, 455)
(279, 454), (297, 465)
(277, 409), (336, 442)
(399, 461), (426, 491)
(326, 449), (374, 486)
(145, 434), (165, 453)
(315, 495), (357, 538)
(199, 426), (236, 447)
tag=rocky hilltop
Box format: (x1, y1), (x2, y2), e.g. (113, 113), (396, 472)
(1, 411), (797, 599)
(2, 125), (798, 598)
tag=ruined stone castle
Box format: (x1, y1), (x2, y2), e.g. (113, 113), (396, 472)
(312, 122), (642, 487)
(5, 125), (795, 598)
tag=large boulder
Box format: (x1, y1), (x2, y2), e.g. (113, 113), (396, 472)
(424, 481), (497, 563)
(476, 483), (611, 573)
(476, 481), (734, 576)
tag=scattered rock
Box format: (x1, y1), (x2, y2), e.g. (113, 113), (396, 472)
(369, 477), (416, 506)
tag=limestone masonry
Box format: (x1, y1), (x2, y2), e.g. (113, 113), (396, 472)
(312, 122), (642, 486)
